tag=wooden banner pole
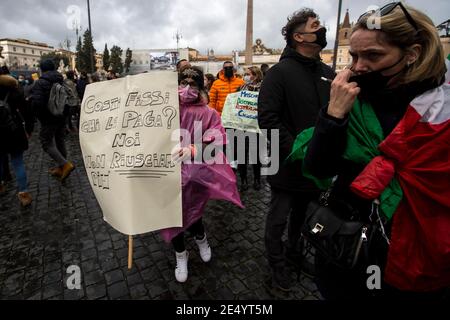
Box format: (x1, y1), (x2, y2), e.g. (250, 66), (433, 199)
(128, 235), (133, 269)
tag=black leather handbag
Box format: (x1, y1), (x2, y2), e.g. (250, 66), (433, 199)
(301, 179), (383, 270)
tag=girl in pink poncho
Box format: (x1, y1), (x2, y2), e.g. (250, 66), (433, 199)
(160, 66), (243, 283)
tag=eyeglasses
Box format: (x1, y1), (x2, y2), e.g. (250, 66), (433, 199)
(358, 2), (419, 31)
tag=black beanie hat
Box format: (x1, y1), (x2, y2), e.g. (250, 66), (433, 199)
(40, 59), (56, 72)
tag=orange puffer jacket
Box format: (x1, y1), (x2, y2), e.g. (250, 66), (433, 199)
(209, 71), (244, 114)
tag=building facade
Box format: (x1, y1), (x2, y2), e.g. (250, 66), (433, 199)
(0, 38), (54, 71)
(54, 48), (77, 71)
(336, 10), (353, 72)
(320, 49), (334, 67)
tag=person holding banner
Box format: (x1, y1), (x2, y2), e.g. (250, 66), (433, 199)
(161, 66), (243, 283)
(237, 66), (263, 191)
(242, 67), (263, 92)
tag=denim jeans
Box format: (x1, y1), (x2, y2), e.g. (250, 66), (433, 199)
(0, 152), (28, 192)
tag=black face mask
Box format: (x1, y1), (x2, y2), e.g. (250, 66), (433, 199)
(349, 56), (406, 96)
(224, 67), (234, 78)
(300, 27), (328, 49)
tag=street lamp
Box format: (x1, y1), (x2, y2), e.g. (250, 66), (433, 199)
(332, 0), (343, 71)
(174, 30), (183, 51)
(87, 0), (95, 73)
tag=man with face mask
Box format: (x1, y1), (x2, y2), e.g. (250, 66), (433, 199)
(18, 75), (27, 86)
(209, 61), (244, 114)
(258, 8), (335, 292)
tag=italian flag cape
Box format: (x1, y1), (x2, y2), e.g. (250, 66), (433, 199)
(289, 60), (450, 291)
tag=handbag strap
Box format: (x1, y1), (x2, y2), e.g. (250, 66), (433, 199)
(319, 176), (391, 246)
(319, 175), (338, 206)
(370, 199), (391, 245)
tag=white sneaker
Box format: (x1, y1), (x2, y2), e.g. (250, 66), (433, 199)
(175, 250), (189, 283)
(195, 234), (212, 263)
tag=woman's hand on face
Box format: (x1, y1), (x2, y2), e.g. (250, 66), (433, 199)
(328, 69), (360, 119)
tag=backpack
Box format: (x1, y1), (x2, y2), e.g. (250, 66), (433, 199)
(64, 79), (80, 108)
(47, 82), (79, 116)
(0, 92), (18, 135)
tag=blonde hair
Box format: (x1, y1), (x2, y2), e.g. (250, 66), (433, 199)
(248, 66), (263, 84)
(354, 5), (446, 85)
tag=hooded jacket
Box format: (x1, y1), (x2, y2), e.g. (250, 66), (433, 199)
(258, 46), (335, 191)
(31, 70), (65, 125)
(209, 71), (244, 114)
(159, 97), (243, 242)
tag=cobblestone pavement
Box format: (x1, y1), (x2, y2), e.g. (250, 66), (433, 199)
(0, 131), (321, 300)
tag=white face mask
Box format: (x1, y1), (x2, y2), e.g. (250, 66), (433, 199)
(243, 75), (251, 83)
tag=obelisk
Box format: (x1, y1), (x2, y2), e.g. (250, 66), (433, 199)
(245, 0), (253, 65)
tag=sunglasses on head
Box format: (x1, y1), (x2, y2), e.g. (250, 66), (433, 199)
(358, 2), (419, 31)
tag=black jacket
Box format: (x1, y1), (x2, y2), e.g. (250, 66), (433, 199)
(76, 78), (88, 101)
(258, 46), (335, 191)
(0, 75), (34, 153)
(31, 71), (65, 125)
(304, 79), (442, 218)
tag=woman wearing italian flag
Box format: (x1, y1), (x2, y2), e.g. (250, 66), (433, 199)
(290, 2), (449, 300)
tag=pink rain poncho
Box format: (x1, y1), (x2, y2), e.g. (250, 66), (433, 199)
(159, 98), (244, 242)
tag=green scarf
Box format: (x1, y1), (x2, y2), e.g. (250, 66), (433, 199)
(288, 99), (403, 219)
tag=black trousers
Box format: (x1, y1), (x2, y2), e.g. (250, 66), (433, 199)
(265, 187), (318, 269)
(315, 251), (449, 301)
(39, 123), (68, 167)
(172, 218), (205, 253)
(238, 163), (261, 183)
(237, 132), (262, 182)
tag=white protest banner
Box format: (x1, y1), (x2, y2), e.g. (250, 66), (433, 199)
(221, 90), (261, 133)
(79, 72), (182, 236)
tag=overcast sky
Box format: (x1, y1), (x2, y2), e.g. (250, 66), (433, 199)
(1, 0), (449, 54)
